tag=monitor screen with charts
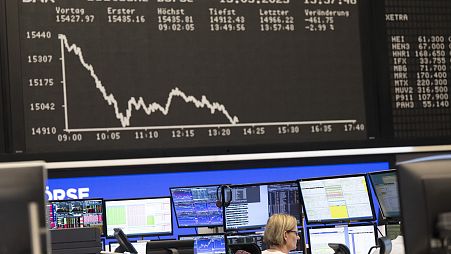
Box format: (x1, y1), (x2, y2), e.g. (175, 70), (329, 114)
(299, 175), (374, 223)
(308, 225), (376, 254)
(48, 198), (105, 235)
(225, 181), (301, 230)
(105, 197), (172, 237)
(170, 185), (223, 228)
(226, 233), (265, 252)
(368, 170), (400, 219)
(179, 234), (226, 254)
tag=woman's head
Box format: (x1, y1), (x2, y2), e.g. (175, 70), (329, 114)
(263, 214), (299, 252)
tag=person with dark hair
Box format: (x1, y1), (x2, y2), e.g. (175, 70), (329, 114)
(262, 214), (300, 254)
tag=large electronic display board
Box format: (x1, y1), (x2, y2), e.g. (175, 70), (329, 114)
(0, 0), (450, 158)
(2, 0), (368, 155)
(384, 0), (451, 139)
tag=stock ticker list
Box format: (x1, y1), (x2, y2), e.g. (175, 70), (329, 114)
(16, 0), (367, 153)
(387, 0), (451, 138)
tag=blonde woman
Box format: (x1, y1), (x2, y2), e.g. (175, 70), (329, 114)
(262, 214), (300, 254)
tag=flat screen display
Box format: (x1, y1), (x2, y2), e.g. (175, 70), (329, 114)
(170, 185), (222, 228)
(225, 181), (301, 230)
(105, 197), (172, 237)
(308, 225), (376, 254)
(179, 234), (226, 254)
(299, 175), (374, 223)
(48, 198), (105, 235)
(7, 0), (369, 156)
(226, 233), (265, 251)
(368, 170), (400, 219)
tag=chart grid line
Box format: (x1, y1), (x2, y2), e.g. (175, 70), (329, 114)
(60, 35), (69, 131)
(64, 120), (357, 132)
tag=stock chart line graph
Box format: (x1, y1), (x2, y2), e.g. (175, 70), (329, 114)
(59, 34), (240, 131)
(14, 0), (368, 153)
(58, 33), (357, 132)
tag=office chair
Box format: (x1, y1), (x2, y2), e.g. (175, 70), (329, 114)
(367, 237), (392, 254)
(227, 243), (261, 254)
(377, 237), (392, 254)
(328, 243), (351, 254)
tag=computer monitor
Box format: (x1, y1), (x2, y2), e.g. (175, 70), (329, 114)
(298, 174), (374, 224)
(179, 234), (226, 254)
(170, 185), (223, 228)
(110, 241), (147, 254)
(48, 198), (106, 235)
(0, 161), (49, 253)
(105, 197), (172, 237)
(226, 233), (265, 252)
(368, 170), (400, 220)
(397, 159), (451, 254)
(225, 181), (301, 230)
(307, 224), (376, 254)
(146, 239), (195, 254)
(226, 230), (305, 254)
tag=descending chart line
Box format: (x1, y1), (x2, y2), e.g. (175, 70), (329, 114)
(58, 33), (240, 129)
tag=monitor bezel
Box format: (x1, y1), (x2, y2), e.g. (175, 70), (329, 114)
(367, 170), (401, 221)
(306, 223), (377, 254)
(169, 184), (223, 228)
(48, 197), (107, 236)
(224, 180), (302, 231)
(104, 196), (173, 238)
(298, 173), (376, 224)
(0, 161), (49, 253)
(396, 159), (451, 254)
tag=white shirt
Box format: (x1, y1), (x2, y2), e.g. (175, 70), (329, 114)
(370, 236), (405, 254)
